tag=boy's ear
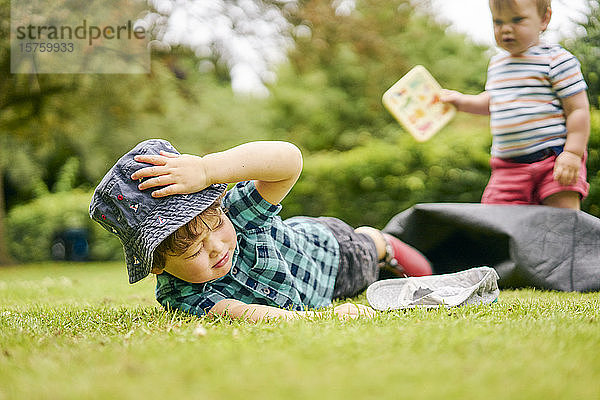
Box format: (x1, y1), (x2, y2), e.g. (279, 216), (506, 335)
(151, 266), (164, 275)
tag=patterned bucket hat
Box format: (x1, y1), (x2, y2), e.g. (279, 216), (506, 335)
(89, 139), (227, 283)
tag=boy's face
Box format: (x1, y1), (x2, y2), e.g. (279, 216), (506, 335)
(490, 0), (551, 55)
(155, 211), (237, 283)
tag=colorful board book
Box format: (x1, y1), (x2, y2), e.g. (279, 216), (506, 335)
(382, 65), (456, 142)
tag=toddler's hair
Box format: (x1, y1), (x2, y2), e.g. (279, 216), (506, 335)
(490, 0), (551, 18)
(153, 193), (225, 270)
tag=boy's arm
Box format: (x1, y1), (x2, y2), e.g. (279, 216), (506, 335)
(441, 90), (490, 115)
(205, 141), (303, 205)
(132, 141), (303, 205)
(211, 299), (375, 322)
(553, 91), (590, 185)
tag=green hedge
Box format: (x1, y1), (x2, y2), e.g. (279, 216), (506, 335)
(6, 110), (600, 261)
(283, 110), (600, 228)
(282, 109), (600, 228)
(6, 190), (123, 262)
(282, 118), (491, 228)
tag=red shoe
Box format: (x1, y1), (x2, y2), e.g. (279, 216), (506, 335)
(381, 234), (432, 277)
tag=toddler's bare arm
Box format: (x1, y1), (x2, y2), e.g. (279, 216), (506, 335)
(554, 91), (590, 185)
(441, 89), (490, 115)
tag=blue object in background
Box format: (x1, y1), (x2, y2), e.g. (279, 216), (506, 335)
(51, 229), (89, 261)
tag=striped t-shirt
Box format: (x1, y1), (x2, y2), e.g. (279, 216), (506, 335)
(485, 44), (587, 158)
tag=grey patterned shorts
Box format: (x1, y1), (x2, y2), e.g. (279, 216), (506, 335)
(314, 217), (379, 299)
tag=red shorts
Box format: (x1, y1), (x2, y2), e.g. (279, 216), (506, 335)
(481, 154), (590, 205)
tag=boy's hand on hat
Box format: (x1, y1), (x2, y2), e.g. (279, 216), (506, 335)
(132, 151), (211, 197)
(553, 151), (581, 186)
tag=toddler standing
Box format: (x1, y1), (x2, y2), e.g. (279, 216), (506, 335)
(443, 0), (590, 209)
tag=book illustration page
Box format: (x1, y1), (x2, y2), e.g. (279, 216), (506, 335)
(383, 66), (455, 141)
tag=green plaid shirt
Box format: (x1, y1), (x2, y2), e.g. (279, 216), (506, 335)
(155, 181), (340, 317)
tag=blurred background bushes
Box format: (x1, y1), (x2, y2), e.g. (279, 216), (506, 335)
(7, 190), (122, 262)
(8, 110), (599, 262)
(282, 114), (491, 226)
(2, 0), (600, 263)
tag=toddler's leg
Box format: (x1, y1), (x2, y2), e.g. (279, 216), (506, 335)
(541, 191), (581, 210)
(355, 227), (432, 277)
(535, 154), (588, 208)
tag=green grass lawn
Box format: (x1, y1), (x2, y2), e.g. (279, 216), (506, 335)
(1, 262), (599, 400)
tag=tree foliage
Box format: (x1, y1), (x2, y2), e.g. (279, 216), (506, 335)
(566, 1), (600, 107)
(267, 0), (489, 152)
(145, 0), (296, 96)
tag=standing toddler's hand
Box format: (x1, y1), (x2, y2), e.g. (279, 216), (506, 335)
(440, 89), (463, 107)
(131, 151), (211, 197)
(553, 151), (581, 186)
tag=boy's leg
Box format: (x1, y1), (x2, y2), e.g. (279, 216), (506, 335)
(353, 226), (386, 259)
(314, 217), (380, 299)
(355, 227), (432, 277)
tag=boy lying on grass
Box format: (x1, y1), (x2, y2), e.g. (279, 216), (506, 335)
(90, 140), (432, 321)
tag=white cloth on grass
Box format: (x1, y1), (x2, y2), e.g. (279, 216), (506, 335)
(366, 267), (499, 310)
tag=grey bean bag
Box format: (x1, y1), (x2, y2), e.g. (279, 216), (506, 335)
(383, 203), (600, 292)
